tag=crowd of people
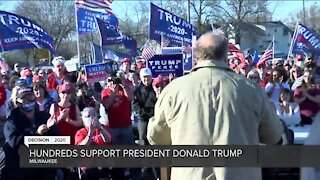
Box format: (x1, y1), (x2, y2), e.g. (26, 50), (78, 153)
(228, 52), (320, 131)
(0, 31), (318, 180)
(0, 53), (175, 180)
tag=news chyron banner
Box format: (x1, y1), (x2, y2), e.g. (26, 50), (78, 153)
(147, 54), (184, 77)
(0, 10), (55, 53)
(20, 137), (320, 167)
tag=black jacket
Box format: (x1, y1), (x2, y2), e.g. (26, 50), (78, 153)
(3, 108), (59, 169)
(132, 83), (157, 122)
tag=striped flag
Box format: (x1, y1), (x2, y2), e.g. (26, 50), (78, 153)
(257, 41), (274, 66)
(141, 43), (156, 60)
(75, 0), (113, 13)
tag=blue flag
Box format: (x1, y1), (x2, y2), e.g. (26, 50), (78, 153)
(96, 18), (122, 46)
(0, 10), (55, 53)
(77, 7), (119, 35)
(122, 34), (137, 56)
(253, 51), (259, 64)
(149, 3), (198, 46)
(292, 23), (320, 56)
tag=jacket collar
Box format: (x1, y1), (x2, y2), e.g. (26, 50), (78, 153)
(191, 60), (231, 72)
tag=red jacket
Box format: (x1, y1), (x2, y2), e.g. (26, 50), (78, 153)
(46, 71), (67, 91)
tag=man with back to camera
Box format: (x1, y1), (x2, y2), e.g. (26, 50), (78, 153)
(147, 32), (284, 180)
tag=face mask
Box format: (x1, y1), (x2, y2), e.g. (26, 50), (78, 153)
(296, 61), (304, 67)
(20, 101), (36, 112)
(25, 77), (33, 85)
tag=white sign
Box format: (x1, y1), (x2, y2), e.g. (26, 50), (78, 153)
(24, 136), (71, 147)
(65, 59), (78, 72)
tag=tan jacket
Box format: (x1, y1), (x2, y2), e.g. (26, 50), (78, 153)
(147, 60), (283, 180)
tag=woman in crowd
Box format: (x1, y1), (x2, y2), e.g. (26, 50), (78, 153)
(294, 70), (320, 125)
(33, 82), (55, 113)
(75, 107), (111, 180)
(275, 88), (301, 128)
(49, 83), (82, 144)
(3, 86), (58, 180)
(265, 67), (290, 103)
(288, 66), (301, 87)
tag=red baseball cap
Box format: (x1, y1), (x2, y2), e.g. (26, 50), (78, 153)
(296, 55), (303, 61)
(137, 62), (145, 69)
(121, 58), (130, 64)
(58, 84), (72, 93)
(153, 77), (164, 87)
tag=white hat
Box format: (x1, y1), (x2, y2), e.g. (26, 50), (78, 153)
(52, 56), (65, 66)
(139, 68), (152, 77)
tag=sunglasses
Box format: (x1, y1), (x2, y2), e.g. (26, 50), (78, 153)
(249, 76), (258, 79)
(61, 91), (71, 94)
(107, 79), (113, 82)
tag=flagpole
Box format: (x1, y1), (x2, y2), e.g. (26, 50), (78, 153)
(287, 21), (299, 60)
(75, 5), (81, 68)
(272, 36), (275, 60)
(160, 34), (163, 51)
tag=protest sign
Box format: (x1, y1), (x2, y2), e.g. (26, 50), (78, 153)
(84, 63), (111, 83)
(147, 54), (183, 77)
(77, 7), (119, 34)
(64, 59), (78, 72)
(0, 10), (55, 53)
(162, 47), (193, 71)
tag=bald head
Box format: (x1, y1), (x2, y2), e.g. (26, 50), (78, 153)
(194, 32), (228, 62)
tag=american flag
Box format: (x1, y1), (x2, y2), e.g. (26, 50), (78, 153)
(257, 40), (274, 66)
(75, 0), (113, 13)
(141, 43), (156, 60)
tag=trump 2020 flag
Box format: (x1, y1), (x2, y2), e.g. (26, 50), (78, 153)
(149, 3), (198, 46)
(77, 7), (118, 34)
(96, 18), (122, 46)
(0, 10), (55, 53)
(292, 23), (320, 56)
